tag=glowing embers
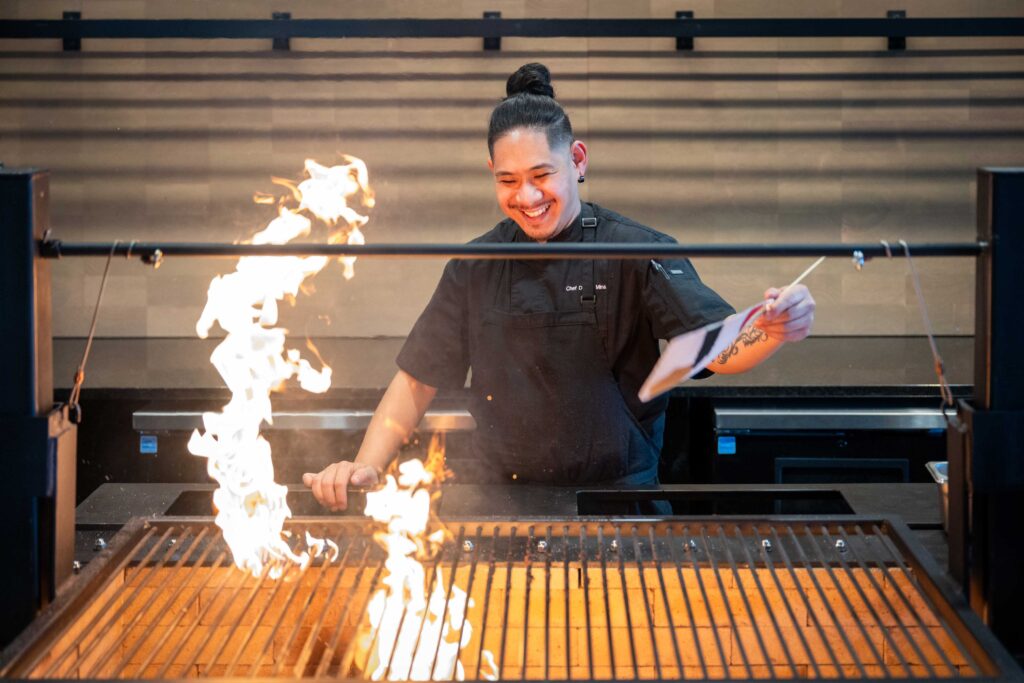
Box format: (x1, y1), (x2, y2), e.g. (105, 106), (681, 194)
(188, 157), (373, 579)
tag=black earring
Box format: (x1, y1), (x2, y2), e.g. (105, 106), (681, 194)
(578, 175), (585, 184)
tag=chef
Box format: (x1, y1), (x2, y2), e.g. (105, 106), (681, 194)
(304, 63), (815, 509)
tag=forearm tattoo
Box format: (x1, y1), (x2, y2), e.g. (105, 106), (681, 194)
(716, 327), (769, 364)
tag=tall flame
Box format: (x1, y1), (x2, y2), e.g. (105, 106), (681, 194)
(188, 156), (373, 578)
(356, 437), (498, 681)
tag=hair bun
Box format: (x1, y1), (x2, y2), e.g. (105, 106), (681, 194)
(506, 62), (555, 99)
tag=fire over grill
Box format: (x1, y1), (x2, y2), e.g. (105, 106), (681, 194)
(1, 518), (1016, 681)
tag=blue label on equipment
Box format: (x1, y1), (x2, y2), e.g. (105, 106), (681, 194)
(140, 435), (158, 455)
(717, 436), (736, 455)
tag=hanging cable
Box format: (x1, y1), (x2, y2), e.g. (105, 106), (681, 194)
(894, 239), (964, 430)
(66, 240), (119, 423)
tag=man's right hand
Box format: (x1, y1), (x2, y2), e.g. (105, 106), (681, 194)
(302, 461), (380, 511)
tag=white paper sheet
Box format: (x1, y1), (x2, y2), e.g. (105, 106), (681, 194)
(637, 302), (765, 403)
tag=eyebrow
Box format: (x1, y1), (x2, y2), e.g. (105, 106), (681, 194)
(494, 163), (556, 176)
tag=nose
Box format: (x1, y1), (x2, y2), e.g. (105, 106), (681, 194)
(514, 181), (542, 207)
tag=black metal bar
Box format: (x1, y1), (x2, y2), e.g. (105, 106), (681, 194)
(2, 17), (1023, 40)
(323, 543), (383, 678)
(867, 523), (990, 676)
(721, 524), (790, 677)
(43, 525), (177, 678)
(38, 239), (986, 260)
(888, 10), (907, 50)
(333, 548), (385, 675)
(155, 539), (246, 678)
(245, 532), (327, 678)
(834, 526), (947, 677)
(133, 544), (230, 677)
(750, 525), (821, 678)
(629, 526), (662, 679)
(612, 526), (640, 679)
(679, 528), (729, 671)
(194, 560), (275, 677)
(450, 527), (483, 679)
(767, 527), (845, 676)
(272, 12), (290, 51)
(579, 526), (595, 681)
(784, 524), (868, 677)
(280, 529), (358, 677)
(220, 559), (291, 677)
(425, 528), (466, 679)
(596, 526), (617, 678)
(561, 526), (571, 680)
(482, 12), (500, 51)
(97, 526), (212, 677)
(698, 525), (753, 677)
(61, 12), (79, 51)
(802, 528), (892, 675)
(648, 527), (685, 679)
(675, 11), (694, 50)
(473, 527), (500, 681)
(496, 526), (516, 680)
(542, 525), (552, 681)
(520, 526), (534, 680)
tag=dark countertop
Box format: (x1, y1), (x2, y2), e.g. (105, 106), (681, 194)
(56, 335), (974, 399)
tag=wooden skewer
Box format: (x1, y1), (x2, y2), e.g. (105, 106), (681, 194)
(747, 255), (826, 326)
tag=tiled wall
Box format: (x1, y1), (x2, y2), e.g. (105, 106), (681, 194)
(2, 1), (1022, 338)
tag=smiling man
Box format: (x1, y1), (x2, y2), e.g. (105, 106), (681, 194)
(303, 63), (816, 510)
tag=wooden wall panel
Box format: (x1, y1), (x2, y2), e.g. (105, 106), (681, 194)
(1, 1), (1022, 338)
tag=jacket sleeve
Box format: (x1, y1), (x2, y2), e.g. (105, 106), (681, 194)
(395, 259), (470, 389)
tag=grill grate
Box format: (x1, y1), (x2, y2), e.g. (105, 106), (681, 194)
(2, 518), (1017, 681)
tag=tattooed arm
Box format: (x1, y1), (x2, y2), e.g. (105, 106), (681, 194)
(709, 284), (816, 375)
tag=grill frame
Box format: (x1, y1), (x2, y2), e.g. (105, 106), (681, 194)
(2, 515), (1021, 682)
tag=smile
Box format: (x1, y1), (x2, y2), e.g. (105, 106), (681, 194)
(520, 202), (551, 219)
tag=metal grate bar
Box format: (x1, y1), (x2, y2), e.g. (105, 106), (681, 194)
(335, 549), (387, 678)
(10, 518), (1017, 681)
(107, 526), (216, 677)
(801, 523), (891, 677)
(750, 526), (823, 679)
(80, 526), (207, 678)
(768, 526), (846, 676)
(822, 524), (919, 677)
(43, 525), (176, 678)
(865, 524), (981, 675)
(284, 531), (359, 677)
(316, 539), (380, 678)
(630, 526), (663, 679)
(451, 527), (484, 679)
(648, 527), (686, 679)
(131, 544), (230, 677)
(717, 524), (778, 677)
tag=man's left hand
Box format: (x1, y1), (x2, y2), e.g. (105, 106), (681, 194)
(755, 284), (815, 342)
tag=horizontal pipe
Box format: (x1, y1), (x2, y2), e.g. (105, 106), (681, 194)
(1, 18), (1023, 40)
(39, 240), (986, 260)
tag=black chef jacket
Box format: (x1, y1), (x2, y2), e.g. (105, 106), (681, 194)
(396, 202), (735, 460)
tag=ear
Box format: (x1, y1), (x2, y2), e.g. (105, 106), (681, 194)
(570, 140), (588, 178)
(487, 157), (494, 173)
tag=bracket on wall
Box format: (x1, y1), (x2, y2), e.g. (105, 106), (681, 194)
(888, 10), (906, 50)
(62, 11), (80, 52)
(483, 11), (501, 51)
(676, 11), (694, 51)
(273, 12), (290, 51)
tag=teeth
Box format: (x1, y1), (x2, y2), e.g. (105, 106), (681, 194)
(522, 203), (550, 218)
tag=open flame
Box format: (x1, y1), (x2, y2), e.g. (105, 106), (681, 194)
(188, 156), (373, 579)
(357, 437), (498, 681)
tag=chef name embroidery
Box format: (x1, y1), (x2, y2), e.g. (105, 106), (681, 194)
(566, 284), (607, 292)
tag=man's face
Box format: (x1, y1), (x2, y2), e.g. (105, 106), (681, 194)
(489, 128), (587, 242)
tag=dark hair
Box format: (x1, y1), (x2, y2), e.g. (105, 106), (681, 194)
(487, 63), (574, 157)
